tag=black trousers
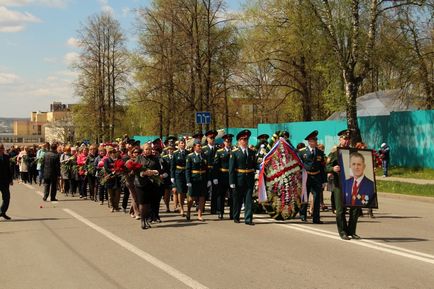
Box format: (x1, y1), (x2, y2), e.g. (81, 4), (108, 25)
(217, 181), (231, 218)
(79, 175), (88, 198)
(43, 177), (57, 201)
(122, 185), (129, 210)
(300, 175), (322, 222)
(150, 186), (163, 221)
(0, 184), (11, 214)
(210, 183), (218, 214)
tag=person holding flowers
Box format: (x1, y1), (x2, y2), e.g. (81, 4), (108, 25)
(103, 147), (124, 212)
(132, 142), (161, 230)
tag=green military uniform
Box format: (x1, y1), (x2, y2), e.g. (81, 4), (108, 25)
(202, 144), (217, 212)
(171, 149), (189, 194)
(213, 145), (232, 219)
(298, 130), (326, 224)
(185, 152), (208, 198)
(229, 130), (257, 225)
(326, 130), (360, 240)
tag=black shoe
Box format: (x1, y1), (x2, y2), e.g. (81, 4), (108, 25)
(245, 222), (255, 226)
(42, 197), (47, 201)
(234, 219), (240, 223)
(186, 212), (191, 221)
(300, 216), (307, 222)
(51, 199), (58, 202)
(351, 234), (361, 239)
(218, 215), (223, 220)
(146, 219), (152, 228)
(340, 234), (350, 240)
(313, 220), (324, 224)
(141, 219), (148, 229)
(0, 213), (11, 220)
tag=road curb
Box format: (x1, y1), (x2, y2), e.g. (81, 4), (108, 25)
(378, 191), (434, 204)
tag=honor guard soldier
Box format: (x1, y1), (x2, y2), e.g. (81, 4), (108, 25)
(298, 130), (326, 224)
(202, 129), (218, 214)
(213, 134), (234, 219)
(171, 138), (190, 216)
(326, 129), (361, 240)
(162, 144), (175, 213)
(185, 139), (209, 221)
(255, 134), (269, 164)
(229, 130), (257, 225)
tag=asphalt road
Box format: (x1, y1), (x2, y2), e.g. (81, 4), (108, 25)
(1, 183), (434, 289)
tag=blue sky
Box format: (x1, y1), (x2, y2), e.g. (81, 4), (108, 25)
(0, 0), (243, 118)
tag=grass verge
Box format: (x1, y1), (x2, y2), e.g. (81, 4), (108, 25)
(385, 166), (434, 180)
(377, 180), (434, 197)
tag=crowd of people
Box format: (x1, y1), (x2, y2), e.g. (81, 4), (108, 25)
(0, 129), (388, 238)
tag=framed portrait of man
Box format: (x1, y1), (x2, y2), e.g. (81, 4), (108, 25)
(337, 148), (378, 208)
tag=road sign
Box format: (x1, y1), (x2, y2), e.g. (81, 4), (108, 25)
(195, 111), (211, 125)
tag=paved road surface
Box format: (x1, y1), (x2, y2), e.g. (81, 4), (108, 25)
(1, 183), (434, 289)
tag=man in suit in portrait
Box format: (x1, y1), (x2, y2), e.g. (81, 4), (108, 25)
(344, 152), (375, 207)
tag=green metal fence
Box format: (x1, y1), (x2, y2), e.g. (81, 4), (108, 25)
(134, 110), (434, 168)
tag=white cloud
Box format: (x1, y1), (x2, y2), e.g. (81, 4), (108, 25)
(66, 36), (79, 47)
(64, 52), (79, 66)
(0, 72), (19, 84)
(0, 6), (41, 32)
(0, 71), (76, 117)
(98, 0), (113, 15)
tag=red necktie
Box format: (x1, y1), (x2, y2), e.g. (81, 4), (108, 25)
(351, 180), (359, 206)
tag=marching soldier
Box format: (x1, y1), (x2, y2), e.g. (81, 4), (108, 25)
(229, 130), (257, 225)
(298, 130), (326, 224)
(202, 129), (218, 214)
(326, 129), (361, 240)
(162, 144), (175, 213)
(170, 138), (189, 216)
(213, 134), (234, 219)
(185, 140), (209, 221)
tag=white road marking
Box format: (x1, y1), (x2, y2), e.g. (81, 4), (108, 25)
(255, 218), (434, 265)
(23, 183), (44, 197)
(63, 208), (209, 289)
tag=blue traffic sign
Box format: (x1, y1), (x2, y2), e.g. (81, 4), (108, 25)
(195, 111), (211, 124)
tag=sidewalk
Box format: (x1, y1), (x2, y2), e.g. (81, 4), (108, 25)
(377, 176), (434, 185)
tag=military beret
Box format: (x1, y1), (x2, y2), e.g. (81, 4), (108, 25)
(193, 139), (202, 145)
(205, 130), (218, 138)
(222, 133), (234, 141)
(280, 131), (290, 138)
(192, 132), (203, 139)
(305, 130), (318, 141)
(337, 129), (349, 139)
(257, 134), (269, 140)
(236, 129), (251, 140)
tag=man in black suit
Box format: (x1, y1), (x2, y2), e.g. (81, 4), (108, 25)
(344, 152), (375, 206)
(42, 143), (60, 202)
(0, 143), (13, 220)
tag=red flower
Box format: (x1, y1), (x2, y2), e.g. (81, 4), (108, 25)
(112, 159), (125, 174)
(125, 160), (143, 171)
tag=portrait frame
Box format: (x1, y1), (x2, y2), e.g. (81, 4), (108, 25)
(337, 148), (378, 208)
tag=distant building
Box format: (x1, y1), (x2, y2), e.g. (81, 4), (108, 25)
(11, 101), (73, 144)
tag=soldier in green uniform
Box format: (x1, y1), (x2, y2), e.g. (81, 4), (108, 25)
(213, 134), (233, 219)
(298, 130), (326, 224)
(229, 130), (257, 225)
(326, 129), (360, 240)
(202, 130), (218, 214)
(255, 134), (269, 164)
(185, 140), (208, 221)
(171, 138), (189, 216)
(162, 144), (175, 213)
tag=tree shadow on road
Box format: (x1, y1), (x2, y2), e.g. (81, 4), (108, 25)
(150, 221), (207, 229)
(362, 237), (429, 243)
(3, 217), (64, 222)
